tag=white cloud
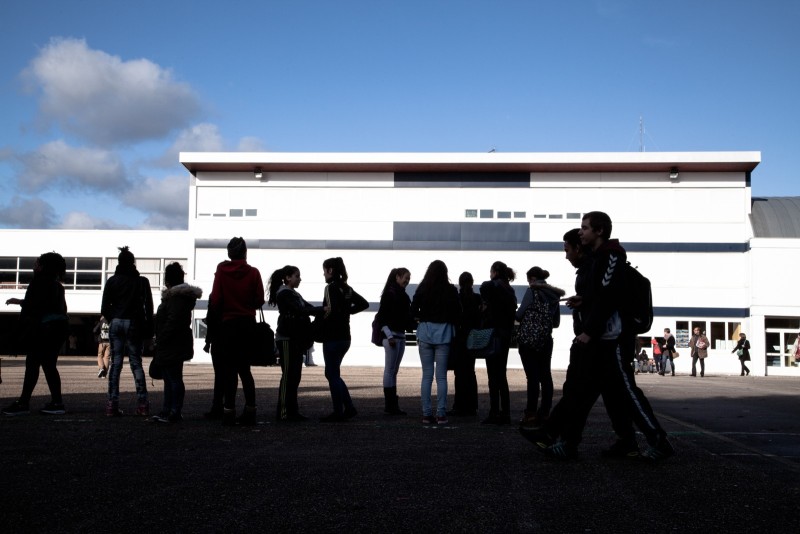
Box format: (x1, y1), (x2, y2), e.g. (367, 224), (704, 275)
(156, 123), (224, 167)
(122, 174), (189, 229)
(0, 196), (58, 229)
(17, 140), (126, 192)
(236, 136), (267, 152)
(22, 37), (203, 145)
(59, 211), (130, 230)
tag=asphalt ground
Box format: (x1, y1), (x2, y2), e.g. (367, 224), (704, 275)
(1, 355), (798, 533)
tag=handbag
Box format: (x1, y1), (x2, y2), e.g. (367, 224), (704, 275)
(310, 315), (324, 343)
(148, 359), (163, 380)
(672, 351), (680, 358)
(250, 308), (277, 367)
(466, 328), (497, 358)
(736, 348), (744, 357)
(370, 316), (383, 347)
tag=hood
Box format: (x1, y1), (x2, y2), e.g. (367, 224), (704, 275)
(597, 239), (626, 255)
(161, 283), (203, 301)
(215, 259), (253, 280)
(532, 281), (566, 300)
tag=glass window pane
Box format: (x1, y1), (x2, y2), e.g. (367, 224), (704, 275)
(513, 212), (526, 218)
(20, 257), (37, 270)
(497, 211), (511, 219)
(141, 273), (159, 287)
(77, 258), (102, 270)
(479, 210), (494, 218)
(107, 258), (118, 271)
(230, 209), (243, 217)
(0, 257), (17, 269)
(136, 259), (161, 273)
(0, 271), (17, 285)
(19, 271), (34, 285)
(76, 272), (102, 287)
(245, 209), (257, 216)
(63, 257), (77, 269)
(465, 209), (477, 218)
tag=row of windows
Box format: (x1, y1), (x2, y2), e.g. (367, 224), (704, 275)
(465, 210), (584, 220)
(0, 256), (186, 291)
(198, 209), (259, 218)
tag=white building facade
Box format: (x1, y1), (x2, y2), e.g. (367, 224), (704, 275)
(2, 151), (798, 376)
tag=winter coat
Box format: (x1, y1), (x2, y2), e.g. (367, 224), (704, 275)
(479, 278), (517, 337)
(732, 338), (751, 361)
(689, 334), (710, 359)
(154, 283), (202, 366)
(579, 239), (627, 341)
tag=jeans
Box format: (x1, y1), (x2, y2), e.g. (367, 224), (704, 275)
(382, 337), (406, 388)
(20, 321), (67, 405)
(108, 318), (148, 403)
(691, 354), (705, 376)
(323, 339), (353, 415)
(518, 337), (554, 417)
(418, 341), (449, 417)
(485, 336), (510, 416)
(161, 363), (185, 416)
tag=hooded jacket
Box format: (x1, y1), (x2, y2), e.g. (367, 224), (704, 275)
(207, 259), (265, 323)
(154, 283), (203, 366)
(578, 239), (627, 340)
(275, 285), (320, 347)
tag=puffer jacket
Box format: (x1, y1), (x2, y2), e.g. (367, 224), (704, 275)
(154, 283), (203, 366)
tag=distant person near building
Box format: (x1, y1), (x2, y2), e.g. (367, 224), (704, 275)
(732, 333), (751, 376)
(689, 327), (710, 377)
(93, 316), (111, 378)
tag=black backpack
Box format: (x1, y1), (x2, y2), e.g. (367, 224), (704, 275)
(620, 262), (653, 334)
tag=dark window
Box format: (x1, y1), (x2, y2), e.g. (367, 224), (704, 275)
(77, 258), (102, 270)
(245, 209), (258, 217)
(479, 210), (494, 219)
(498, 212), (511, 219)
(0, 257), (17, 269)
(395, 172), (530, 188)
(230, 209), (243, 217)
(514, 212), (526, 218)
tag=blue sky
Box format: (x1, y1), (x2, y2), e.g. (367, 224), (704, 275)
(1, 1), (798, 229)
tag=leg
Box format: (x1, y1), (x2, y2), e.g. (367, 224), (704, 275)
(537, 338), (555, 418)
(323, 340), (348, 415)
(418, 341), (435, 417)
(433, 343), (450, 417)
(107, 319), (127, 404)
(518, 344), (538, 413)
(699, 357), (705, 377)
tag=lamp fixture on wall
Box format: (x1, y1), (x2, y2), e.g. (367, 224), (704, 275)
(669, 167), (679, 182)
(254, 167), (263, 180)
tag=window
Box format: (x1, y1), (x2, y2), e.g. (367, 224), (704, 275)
(230, 209), (243, 217)
(567, 212), (582, 219)
(548, 214), (563, 219)
(479, 210), (494, 219)
(498, 211), (511, 219)
(245, 209), (258, 217)
(513, 212), (526, 218)
(533, 214), (546, 219)
(465, 209), (478, 218)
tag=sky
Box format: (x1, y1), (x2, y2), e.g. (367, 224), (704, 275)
(1, 1), (798, 230)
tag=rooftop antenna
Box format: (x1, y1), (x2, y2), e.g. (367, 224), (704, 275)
(639, 116), (645, 152)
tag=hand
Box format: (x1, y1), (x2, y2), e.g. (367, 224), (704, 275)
(388, 337), (397, 347)
(566, 295), (582, 309)
(575, 333), (591, 344)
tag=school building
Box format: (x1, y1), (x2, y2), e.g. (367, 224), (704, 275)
(1, 151), (798, 376)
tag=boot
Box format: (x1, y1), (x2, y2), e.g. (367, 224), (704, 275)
(237, 405), (257, 426)
(383, 387), (406, 416)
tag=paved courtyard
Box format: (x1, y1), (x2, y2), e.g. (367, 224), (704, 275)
(1, 355), (798, 533)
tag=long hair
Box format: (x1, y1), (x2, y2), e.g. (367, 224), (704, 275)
(322, 257), (348, 283)
(381, 267), (409, 297)
(417, 260), (450, 294)
(458, 271), (474, 295)
(267, 265), (299, 306)
(490, 261), (516, 283)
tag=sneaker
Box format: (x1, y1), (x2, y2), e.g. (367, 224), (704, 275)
(40, 402), (66, 415)
(641, 435), (675, 462)
(105, 401), (124, 417)
(600, 439), (640, 459)
(421, 415), (436, 425)
(135, 400), (150, 417)
(2, 400), (30, 416)
(149, 412), (170, 423)
(542, 441), (579, 461)
(97, 368), (107, 379)
(519, 426), (555, 450)
(436, 416), (449, 425)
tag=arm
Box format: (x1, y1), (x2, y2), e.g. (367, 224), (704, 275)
(516, 288), (534, 321)
(348, 288), (369, 315)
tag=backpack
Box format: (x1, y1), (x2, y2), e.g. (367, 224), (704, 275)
(620, 262), (653, 335)
(516, 290), (554, 350)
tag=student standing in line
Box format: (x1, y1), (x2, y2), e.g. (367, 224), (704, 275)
(3, 252), (69, 416)
(732, 332), (751, 376)
(93, 315), (111, 379)
(411, 260), (460, 425)
(660, 328), (676, 376)
(101, 246), (154, 417)
(516, 266), (565, 428)
(449, 272), (482, 417)
(479, 261), (517, 425)
(151, 262), (202, 423)
(319, 257), (368, 422)
(268, 265), (319, 422)
(375, 267), (414, 416)
(207, 237), (265, 426)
